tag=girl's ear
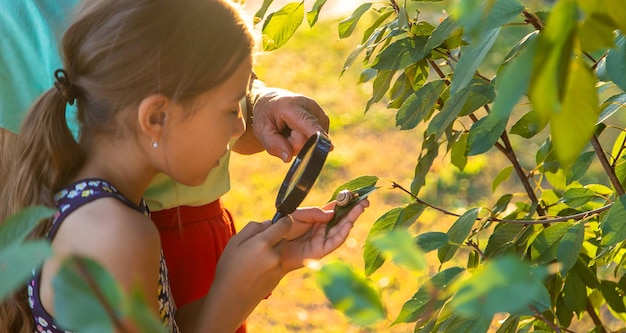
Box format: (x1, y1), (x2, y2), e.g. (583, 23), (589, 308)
(137, 94), (169, 142)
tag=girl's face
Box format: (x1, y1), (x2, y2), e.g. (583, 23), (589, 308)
(159, 59), (252, 186)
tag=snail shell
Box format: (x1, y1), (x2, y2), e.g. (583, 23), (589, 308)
(337, 189), (359, 207)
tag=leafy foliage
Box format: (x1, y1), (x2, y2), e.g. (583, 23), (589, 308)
(0, 207), (164, 332)
(0, 206), (54, 299)
(257, 0), (626, 331)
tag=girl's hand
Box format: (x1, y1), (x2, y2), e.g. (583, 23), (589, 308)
(280, 199), (369, 273)
(202, 217), (293, 331)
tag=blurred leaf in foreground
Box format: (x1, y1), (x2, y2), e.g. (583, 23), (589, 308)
(316, 261), (385, 326)
(449, 255), (550, 317)
(0, 206), (55, 299)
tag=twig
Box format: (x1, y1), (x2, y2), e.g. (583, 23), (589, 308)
(585, 299), (607, 333)
(465, 240), (485, 259)
(529, 305), (562, 333)
(610, 130), (626, 168)
(522, 10), (543, 30)
(591, 135), (625, 195)
(390, 181), (612, 225)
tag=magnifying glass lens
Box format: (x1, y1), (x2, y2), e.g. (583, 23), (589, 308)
(271, 132), (331, 223)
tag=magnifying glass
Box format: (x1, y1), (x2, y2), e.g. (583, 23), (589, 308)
(271, 131), (332, 223)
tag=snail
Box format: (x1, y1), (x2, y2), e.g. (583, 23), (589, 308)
(336, 189), (359, 207)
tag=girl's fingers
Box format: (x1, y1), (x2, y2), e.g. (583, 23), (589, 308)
(259, 215), (293, 246)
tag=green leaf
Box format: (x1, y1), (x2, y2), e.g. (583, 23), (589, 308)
(124, 288), (168, 333)
(579, 12), (617, 53)
(364, 208), (402, 276)
(427, 85), (472, 140)
(397, 202), (427, 229)
(454, 0), (523, 42)
(415, 232), (449, 252)
(562, 270), (587, 313)
(262, 2), (304, 51)
(606, 33), (626, 92)
(329, 175), (379, 201)
(365, 70), (394, 112)
(600, 194), (626, 247)
(392, 267), (464, 325)
(360, 9), (394, 45)
(615, 155), (626, 189)
(492, 193), (513, 216)
(316, 261), (385, 326)
(551, 56), (599, 169)
(423, 15), (458, 54)
(306, 0), (328, 27)
(371, 36), (429, 70)
(531, 222), (575, 264)
(468, 30), (537, 155)
(598, 93), (626, 124)
(555, 222), (584, 275)
(490, 28), (537, 118)
(451, 132), (469, 171)
(444, 316), (492, 333)
(606, 0), (626, 36)
(563, 187), (596, 208)
(466, 112), (508, 156)
(529, 0), (576, 122)
(438, 208), (480, 263)
(411, 134), (440, 195)
(484, 223), (525, 258)
(510, 111), (546, 139)
(364, 203), (426, 275)
(566, 151), (595, 185)
(496, 315), (521, 333)
(572, 258), (599, 289)
(450, 256), (549, 317)
(0, 241), (51, 300)
(388, 73), (414, 109)
(0, 205), (55, 250)
(459, 82), (495, 116)
(395, 79), (446, 130)
(492, 166), (513, 192)
(338, 3), (372, 39)
(254, 0), (275, 25)
(370, 229), (426, 272)
(449, 27), (500, 95)
(53, 256), (124, 333)
(601, 280), (626, 313)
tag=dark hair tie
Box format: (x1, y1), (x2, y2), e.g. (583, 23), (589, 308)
(53, 69), (77, 105)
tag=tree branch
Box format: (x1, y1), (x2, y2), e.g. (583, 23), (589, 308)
(591, 135), (625, 195)
(390, 181), (611, 225)
(585, 299), (607, 333)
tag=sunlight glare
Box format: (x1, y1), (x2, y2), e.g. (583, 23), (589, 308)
(305, 259), (322, 270)
(346, 237), (358, 248)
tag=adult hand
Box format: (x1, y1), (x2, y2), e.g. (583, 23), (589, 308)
(232, 86), (330, 162)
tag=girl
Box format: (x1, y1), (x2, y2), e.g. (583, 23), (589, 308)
(0, 0), (368, 332)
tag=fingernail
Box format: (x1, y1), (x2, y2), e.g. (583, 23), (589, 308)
(281, 151), (289, 162)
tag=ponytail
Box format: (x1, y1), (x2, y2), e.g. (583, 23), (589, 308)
(1, 85), (84, 219)
(0, 84), (85, 333)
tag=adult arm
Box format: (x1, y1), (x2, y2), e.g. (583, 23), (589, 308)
(231, 75), (330, 162)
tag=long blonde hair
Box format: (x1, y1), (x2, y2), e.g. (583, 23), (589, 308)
(0, 0), (254, 331)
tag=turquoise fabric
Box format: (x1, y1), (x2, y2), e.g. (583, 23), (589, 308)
(0, 0), (79, 134)
(0, 0), (239, 209)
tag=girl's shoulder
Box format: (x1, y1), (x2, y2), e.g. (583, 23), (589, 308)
(52, 184), (162, 292)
